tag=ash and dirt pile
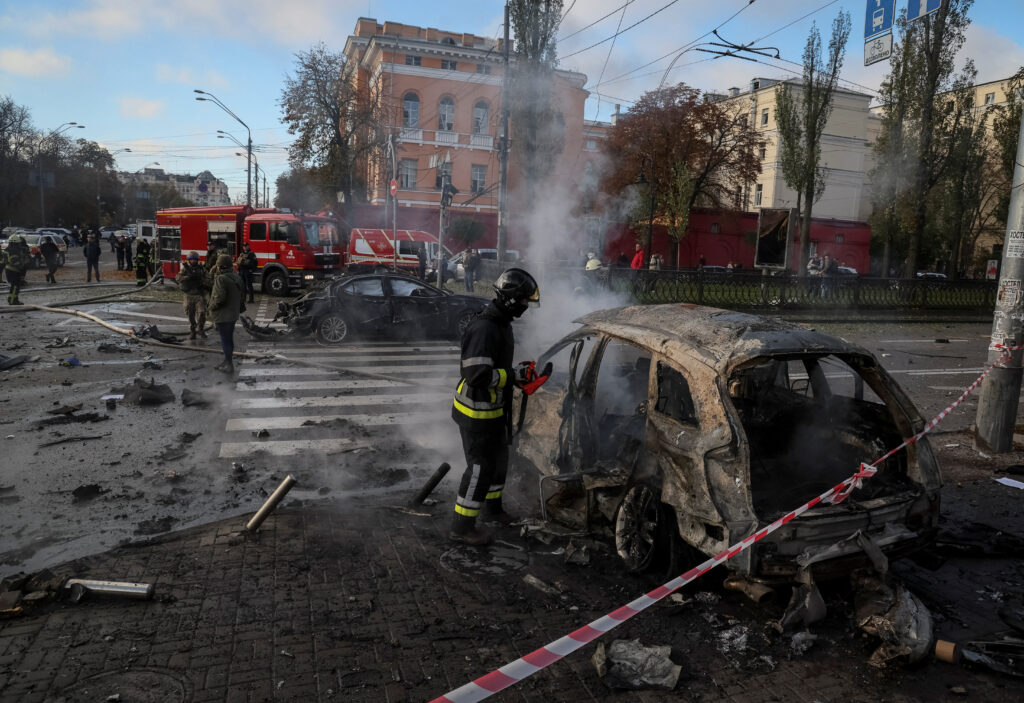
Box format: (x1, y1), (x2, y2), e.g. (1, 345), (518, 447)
(110, 378), (175, 405)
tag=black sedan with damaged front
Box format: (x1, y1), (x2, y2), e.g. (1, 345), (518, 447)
(266, 272), (487, 344)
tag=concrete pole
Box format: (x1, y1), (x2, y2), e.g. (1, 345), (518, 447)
(975, 102), (1024, 452)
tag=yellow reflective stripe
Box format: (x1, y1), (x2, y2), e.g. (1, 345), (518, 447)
(453, 398), (503, 420)
(488, 388), (496, 404)
(497, 368), (508, 388)
(454, 504), (481, 517)
(485, 490), (502, 500)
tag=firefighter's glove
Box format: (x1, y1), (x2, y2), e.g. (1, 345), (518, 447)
(515, 361), (552, 395)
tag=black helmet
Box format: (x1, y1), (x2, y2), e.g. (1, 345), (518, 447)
(493, 267), (539, 318)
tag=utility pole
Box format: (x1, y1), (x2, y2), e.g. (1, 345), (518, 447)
(389, 135), (398, 272)
(975, 98), (1024, 452)
(496, 1), (510, 266)
(438, 173), (457, 288)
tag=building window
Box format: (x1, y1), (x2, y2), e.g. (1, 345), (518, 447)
(759, 146), (766, 160)
(441, 59), (457, 70)
(476, 64), (491, 74)
(835, 232), (844, 244)
(752, 79), (760, 90)
(761, 108), (769, 126)
(754, 184), (763, 206)
(735, 186), (742, 206)
(435, 162), (452, 190)
(405, 55), (421, 66)
(399, 159), (417, 189)
(739, 115), (748, 128)
(471, 164), (487, 193)
(710, 222), (721, 233)
(473, 101), (489, 135)
(403, 93), (419, 128)
(985, 92), (995, 105)
(585, 139), (598, 151)
(438, 97), (454, 131)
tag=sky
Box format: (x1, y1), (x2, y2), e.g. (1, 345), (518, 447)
(1, 0), (1022, 205)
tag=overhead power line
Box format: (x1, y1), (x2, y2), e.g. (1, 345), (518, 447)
(561, 0), (683, 60)
(558, 0), (635, 43)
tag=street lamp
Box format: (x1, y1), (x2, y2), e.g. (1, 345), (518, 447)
(196, 90), (251, 206)
(235, 152), (261, 207)
(98, 147), (131, 227)
(38, 122), (84, 226)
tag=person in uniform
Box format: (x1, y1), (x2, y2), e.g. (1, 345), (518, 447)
(208, 254), (244, 373)
(84, 234), (102, 282)
(115, 236), (126, 270)
(176, 251), (210, 340)
(235, 242), (257, 304)
(449, 268), (550, 545)
(3, 234), (31, 305)
(40, 236), (60, 284)
(134, 239), (152, 286)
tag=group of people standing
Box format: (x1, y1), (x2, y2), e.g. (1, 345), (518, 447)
(174, 243), (256, 374)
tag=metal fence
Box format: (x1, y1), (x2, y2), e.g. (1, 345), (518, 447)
(476, 261), (997, 312)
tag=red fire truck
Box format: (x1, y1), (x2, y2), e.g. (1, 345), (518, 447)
(156, 205), (343, 295)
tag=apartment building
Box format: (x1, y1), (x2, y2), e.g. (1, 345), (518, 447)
(342, 17), (598, 219)
(119, 168), (231, 208)
(718, 78), (874, 222)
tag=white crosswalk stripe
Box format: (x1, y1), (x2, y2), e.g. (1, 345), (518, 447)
(220, 338), (460, 459)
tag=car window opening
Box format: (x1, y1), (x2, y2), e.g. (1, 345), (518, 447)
(591, 340), (652, 468)
(727, 354), (915, 518)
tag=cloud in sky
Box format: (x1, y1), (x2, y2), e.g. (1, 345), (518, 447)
(155, 63), (230, 89)
(0, 47), (71, 77)
(119, 97), (166, 119)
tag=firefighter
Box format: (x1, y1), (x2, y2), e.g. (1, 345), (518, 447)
(134, 239), (152, 286)
(3, 234), (31, 305)
(176, 251), (210, 339)
(449, 267), (550, 545)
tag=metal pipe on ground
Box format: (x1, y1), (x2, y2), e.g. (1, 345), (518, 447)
(65, 579), (154, 601)
(410, 462), (450, 506)
(245, 475), (296, 533)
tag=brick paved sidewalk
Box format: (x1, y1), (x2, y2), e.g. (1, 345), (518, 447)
(1, 491), (1019, 703)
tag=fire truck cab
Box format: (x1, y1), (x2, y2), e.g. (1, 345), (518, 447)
(157, 205), (343, 295)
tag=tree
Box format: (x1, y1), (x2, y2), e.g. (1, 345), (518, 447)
(872, 0), (975, 278)
(280, 43), (387, 206)
(0, 95), (35, 225)
(601, 84), (763, 264)
(774, 9), (851, 276)
(508, 0), (565, 205)
(274, 167), (336, 213)
(448, 217), (486, 247)
(991, 68), (1024, 233)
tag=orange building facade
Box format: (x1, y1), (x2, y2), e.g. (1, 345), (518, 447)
(343, 18), (604, 226)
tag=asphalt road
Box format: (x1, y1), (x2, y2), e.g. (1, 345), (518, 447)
(0, 256), (1014, 580)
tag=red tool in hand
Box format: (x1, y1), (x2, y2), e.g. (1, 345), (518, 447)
(514, 361), (552, 395)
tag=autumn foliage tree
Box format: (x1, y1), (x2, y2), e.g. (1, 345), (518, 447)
(601, 84), (763, 265)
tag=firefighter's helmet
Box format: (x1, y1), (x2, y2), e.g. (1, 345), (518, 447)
(187, 251), (200, 261)
(7, 233), (24, 244)
(585, 258), (601, 271)
(493, 267), (539, 318)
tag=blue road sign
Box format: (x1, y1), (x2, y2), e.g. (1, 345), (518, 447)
(907, 0), (942, 23)
(864, 0), (895, 40)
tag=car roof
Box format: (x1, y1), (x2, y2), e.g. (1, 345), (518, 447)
(575, 304), (866, 372)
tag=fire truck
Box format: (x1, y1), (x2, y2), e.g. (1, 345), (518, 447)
(156, 205), (343, 295)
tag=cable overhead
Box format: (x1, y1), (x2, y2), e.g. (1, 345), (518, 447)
(559, 0), (635, 43)
(591, 0), (631, 120)
(562, 0), (683, 60)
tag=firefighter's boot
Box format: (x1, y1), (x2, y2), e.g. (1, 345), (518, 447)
(198, 313), (208, 338)
(449, 514), (492, 546)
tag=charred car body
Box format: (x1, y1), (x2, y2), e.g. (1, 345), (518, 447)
(514, 305), (941, 582)
(270, 272), (488, 344)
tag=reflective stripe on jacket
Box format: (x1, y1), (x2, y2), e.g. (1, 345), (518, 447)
(451, 302), (514, 429)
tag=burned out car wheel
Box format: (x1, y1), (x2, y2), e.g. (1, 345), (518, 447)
(615, 482), (669, 573)
(316, 314), (350, 345)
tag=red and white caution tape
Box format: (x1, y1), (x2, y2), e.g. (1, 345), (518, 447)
(430, 344), (1021, 703)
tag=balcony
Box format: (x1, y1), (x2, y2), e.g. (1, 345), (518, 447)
(436, 130), (459, 145)
(400, 127), (423, 142)
(470, 133), (494, 149)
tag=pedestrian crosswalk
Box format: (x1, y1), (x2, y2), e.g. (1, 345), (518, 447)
(220, 325), (461, 459)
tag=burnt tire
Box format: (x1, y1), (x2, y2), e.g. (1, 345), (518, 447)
(615, 482), (680, 574)
(316, 314), (350, 345)
(263, 270), (287, 296)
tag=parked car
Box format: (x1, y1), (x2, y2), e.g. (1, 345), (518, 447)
(447, 248), (522, 281)
(272, 272), (489, 344)
(513, 304), (941, 581)
(915, 271), (947, 280)
(4, 232), (68, 267)
(837, 265), (858, 276)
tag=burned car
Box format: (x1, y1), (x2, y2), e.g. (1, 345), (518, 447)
(272, 272), (487, 344)
(513, 305), (941, 582)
